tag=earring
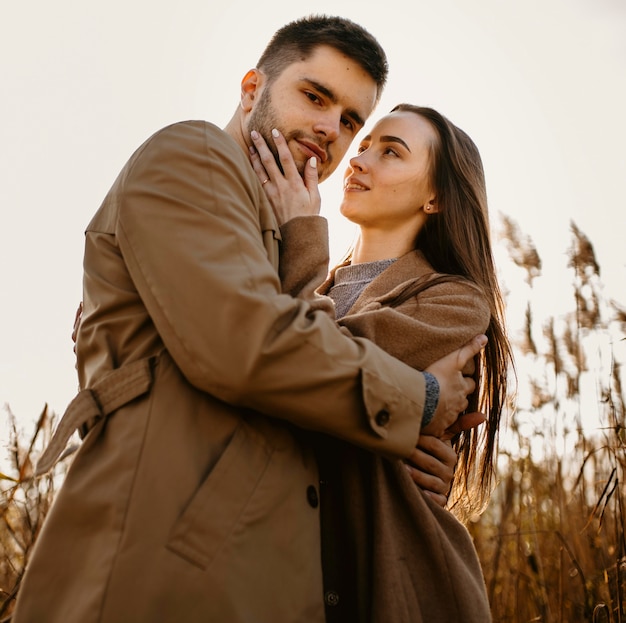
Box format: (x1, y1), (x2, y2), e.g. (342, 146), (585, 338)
(424, 205), (431, 212)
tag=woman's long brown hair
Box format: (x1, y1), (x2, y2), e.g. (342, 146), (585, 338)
(390, 104), (515, 519)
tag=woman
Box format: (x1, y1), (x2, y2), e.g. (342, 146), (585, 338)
(250, 105), (513, 622)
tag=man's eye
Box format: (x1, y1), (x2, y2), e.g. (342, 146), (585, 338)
(305, 92), (320, 104)
(341, 117), (354, 131)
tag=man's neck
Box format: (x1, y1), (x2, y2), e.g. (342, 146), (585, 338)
(223, 112), (249, 157)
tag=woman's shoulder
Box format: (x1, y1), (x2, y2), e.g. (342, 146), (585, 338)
(384, 250), (486, 301)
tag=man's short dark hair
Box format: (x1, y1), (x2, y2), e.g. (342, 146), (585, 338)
(257, 15), (388, 102)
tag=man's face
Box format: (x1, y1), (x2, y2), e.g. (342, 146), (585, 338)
(246, 45), (378, 183)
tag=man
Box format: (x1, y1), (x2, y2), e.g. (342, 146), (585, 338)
(13, 15), (484, 623)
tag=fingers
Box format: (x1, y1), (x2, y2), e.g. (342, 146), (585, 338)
(250, 128), (300, 181)
(249, 130), (275, 185)
(404, 461), (449, 507)
(72, 301), (83, 359)
(422, 335), (487, 437)
(249, 129), (321, 224)
(458, 334), (488, 367)
(302, 156), (320, 200)
(416, 435), (457, 469)
(443, 411), (486, 440)
(405, 444), (454, 493)
(249, 144), (270, 187)
(421, 489), (449, 508)
(405, 435), (459, 507)
(72, 302), (83, 344)
(267, 128), (300, 178)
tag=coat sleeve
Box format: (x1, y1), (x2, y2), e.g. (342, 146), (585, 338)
(278, 216), (340, 316)
(114, 122), (424, 458)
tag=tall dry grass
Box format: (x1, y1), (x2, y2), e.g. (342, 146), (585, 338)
(1, 219), (624, 621)
(468, 218), (625, 621)
(0, 405), (73, 620)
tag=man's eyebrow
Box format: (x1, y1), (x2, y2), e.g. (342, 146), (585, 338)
(304, 79), (366, 128)
(379, 135), (411, 152)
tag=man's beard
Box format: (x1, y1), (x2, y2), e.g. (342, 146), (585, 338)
(247, 87), (307, 178)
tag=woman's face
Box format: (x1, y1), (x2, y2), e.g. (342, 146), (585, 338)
(340, 111), (438, 230)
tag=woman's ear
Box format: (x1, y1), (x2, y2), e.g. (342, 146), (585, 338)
(424, 198), (439, 214)
(240, 69), (263, 112)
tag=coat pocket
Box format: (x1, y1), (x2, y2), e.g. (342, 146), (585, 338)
(166, 420), (273, 569)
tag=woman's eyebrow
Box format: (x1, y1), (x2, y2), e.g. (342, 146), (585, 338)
(379, 135), (411, 152)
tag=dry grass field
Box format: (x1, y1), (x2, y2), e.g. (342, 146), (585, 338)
(1, 221), (624, 621)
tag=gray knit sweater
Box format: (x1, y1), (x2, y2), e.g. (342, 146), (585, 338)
(327, 258), (397, 319)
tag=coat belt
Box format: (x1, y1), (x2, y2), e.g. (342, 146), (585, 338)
(35, 356), (156, 476)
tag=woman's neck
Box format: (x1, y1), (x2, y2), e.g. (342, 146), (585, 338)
(351, 229), (416, 265)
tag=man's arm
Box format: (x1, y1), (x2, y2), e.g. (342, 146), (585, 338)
(109, 122), (474, 458)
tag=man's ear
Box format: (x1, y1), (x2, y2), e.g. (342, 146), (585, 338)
(240, 68), (264, 112)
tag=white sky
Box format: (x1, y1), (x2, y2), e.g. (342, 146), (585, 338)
(1, 0), (625, 435)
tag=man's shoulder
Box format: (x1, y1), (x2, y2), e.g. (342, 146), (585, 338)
(144, 120), (228, 148)
(154, 119), (221, 136)
(121, 120), (243, 176)
(144, 120), (244, 163)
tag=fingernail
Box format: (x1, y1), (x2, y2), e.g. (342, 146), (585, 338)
(251, 130), (259, 140)
(249, 145), (256, 155)
(271, 128), (280, 138)
(310, 157), (317, 168)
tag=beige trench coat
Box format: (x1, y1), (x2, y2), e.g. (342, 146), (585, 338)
(280, 220), (493, 622)
(12, 122), (430, 623)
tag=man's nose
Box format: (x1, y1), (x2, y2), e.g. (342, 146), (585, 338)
(313, 111), (340, 141)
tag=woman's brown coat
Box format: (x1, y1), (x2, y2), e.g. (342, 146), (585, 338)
(281, 217), (493, 623)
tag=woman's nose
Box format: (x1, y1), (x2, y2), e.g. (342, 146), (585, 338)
(349, 155), (366, 172)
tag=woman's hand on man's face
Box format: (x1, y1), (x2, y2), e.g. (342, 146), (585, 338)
(249, 129), (321, 226)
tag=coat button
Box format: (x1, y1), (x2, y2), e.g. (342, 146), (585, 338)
(307, 485), (319, 508)
(325, 590), (340, 607)
(375, 408), (390, 426)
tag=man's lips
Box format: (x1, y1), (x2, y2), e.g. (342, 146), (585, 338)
(296, 140), (327, 163)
